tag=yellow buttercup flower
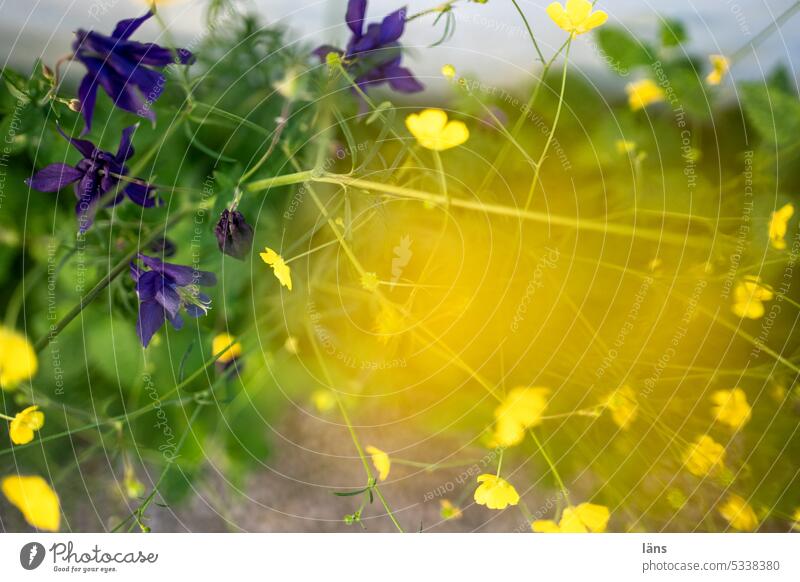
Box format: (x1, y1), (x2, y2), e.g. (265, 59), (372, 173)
(710, 388), (751, 430)
(615, 140), (636, 155)
(732, 275), (773, 319)
(718, 493), (758, 531)
(474, 474), (519, 510)
(440, 499), (463, 520)
(626, 79), (665, 111)
(1, 475), (60, 531)
(768, 203), (794, 250)
(706, 54), (730, 86)
(405, 109), (469, 151)
(532, 503), (610, 533)
(360, 272), (380, 292)
(546, 0), (608, 36)
(212, 332), (242, 364)
(791, 507), (800, 532)
(441, 64), (456, 79)
(683, 434), (726, 477)
(604, 385), (638, 430)
(0, 326), (38, 390)
(9, 405), (44, 445)
(260, 247), (293, 290)
(365, 445), (391, 481)
(311, 389), (336, 413)
(492, 387), (550, 447)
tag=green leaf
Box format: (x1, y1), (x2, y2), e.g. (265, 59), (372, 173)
(740, 81), (800, 149)
(659, 19), (688, 47)
(595, 27), (654, 75)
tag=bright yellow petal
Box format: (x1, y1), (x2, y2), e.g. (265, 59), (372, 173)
(579, 10), (608, 33)
(573, 503), (610, 532)
(9, 406), (44, 445)
(565, 0), (593, 23)
(365, 445), (391, 481)
(212, 333), (242, 364)
(718, 494), (758, 531)
(260, 247), (293, 290)
(558, 507), (590, 532)
(1, 475), (60, 531)
(439, 121), (470, 150)
(546, 3), (571, 32)
(0, 327), (38, 390)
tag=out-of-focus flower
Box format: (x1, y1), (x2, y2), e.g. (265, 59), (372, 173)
(732, 276), (773, 319)
(148, 236), (177, 258)
(546, 0), (608, 36)
(123, 465), (145, 499)
(260, 247), (293, 291)
(626, 79), (665, 111)
(365, 445), (391, 481)
(474, 474), (519, 510)
(311, 389), (336, 413)
(360, 272), (380, 291)
(441, 64), (456, 79)
(492, 387), (550, 447)
(374, 304), (405, 343)
(130, 254), (216, 347)
(71, 11), (193, 132)
(711, 388), (751, 430)
(215, 209), (254, 260)
(440, 499), (463, 520)
(284, 336), (300, 355)
(9, 406), (44, 445)
(405, 109), (469, 151)
(604, 385), (638, 430)
(532, 503), (610, 533)
(25, 125), (159, 233)
(718, 493), (758, 531)
(615, 139), (636, 154)
(768, 203), (794, 250)
(1, 475), (60, 531)
(212, 332), (242, 367)
(706, 54), (730, 86)
(0, 327), (37, 390)
(792, 508), (800, 531)
(683, 434), (726, 477)
(313, 0), (423, 96)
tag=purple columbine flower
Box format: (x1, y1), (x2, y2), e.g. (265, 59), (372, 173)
(130, 254), (217, 347)
(214, 209), (254, 260)
(25, 125), (159, 233)
(72, 11), (194, 133)
(313, 0), (423, 95)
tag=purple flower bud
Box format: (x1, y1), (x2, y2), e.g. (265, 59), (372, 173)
(214, 209), (254, 260)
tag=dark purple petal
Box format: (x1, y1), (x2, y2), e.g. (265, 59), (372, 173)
(135, 270), (160, 301)
(349, 23), (381, 54)
(56, 125), (98, 159)
(124, 181), (160, 207)
(379, 8), (406, 44)
(155, 284), (181, 318)
(77, 74), (99, 134)
(25, 163), (83, 192)
(139, 254), (217, 287)
(74, 194), (98, 234)
(346, 0), (367, 37)
(130, 261), (143, 283)
(137, 299), (165, 347)
(116, 125), (138, 162)
(80, 56), (156, 123)
(111, 11), (153, 40)
(122, 42), (194, 66)
(385, 64), (424, 93)
(167, 311), (184, 330)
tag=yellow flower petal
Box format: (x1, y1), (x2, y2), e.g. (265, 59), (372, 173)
(9, 405), (44, 445)
(547, 0), (607, 35)
(474, 474), (519, 510)
(718, 493), (758, 531)
(260, 247), (293, 290)
(572, 502), (610, 532)
(1, 475), (60, 531)
(531, 519), (561, 533)
(212, 332), (242, 364)
(732, 276), (773, 319)
(405, 108), (469, 151)
(441, 64), (456, 79)
(439, 499), (463, 520)
(768, 203), (794, 250)
(532, 503), (610, 532)
(626, 79), (665, 111)
(683, 434), (726, 477)
(0, 327), (38, 390)
(365, 445), (391, 481)
(605, 385), (638, 430)
(706, 54), (730, 86)
(311, 389), (336, 413)
(492, 387), (550, 447)
(710, 388), (751, 430)
(360, 271), (380, 292)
